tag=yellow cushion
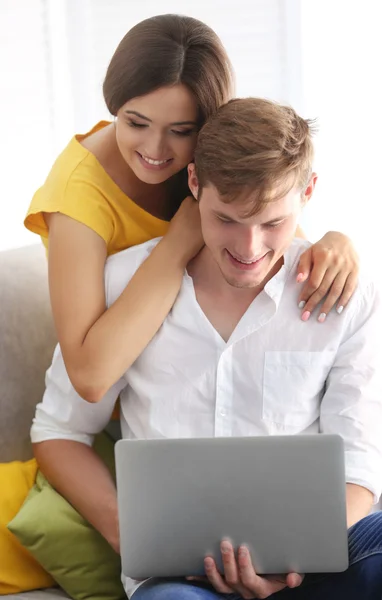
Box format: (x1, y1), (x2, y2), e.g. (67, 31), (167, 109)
(0, 459), (55, 594)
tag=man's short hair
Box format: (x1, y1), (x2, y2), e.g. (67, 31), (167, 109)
(194, 97), (316, 215)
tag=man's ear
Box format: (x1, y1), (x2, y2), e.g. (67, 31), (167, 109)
(301, 173), (318, 206)
(187, 163), (199, 200)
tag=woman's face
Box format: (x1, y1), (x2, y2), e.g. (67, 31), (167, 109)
(115, 84), (199, 184)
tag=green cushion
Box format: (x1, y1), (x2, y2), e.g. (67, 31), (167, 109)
(8, 433), (125, 600)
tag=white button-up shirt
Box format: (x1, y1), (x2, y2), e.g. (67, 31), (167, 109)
(32, 238), (382, 501)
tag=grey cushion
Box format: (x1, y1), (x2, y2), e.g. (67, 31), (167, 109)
(0, 244), (56, 463)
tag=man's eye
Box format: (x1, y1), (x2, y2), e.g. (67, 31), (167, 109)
(265, 221), (283, 229)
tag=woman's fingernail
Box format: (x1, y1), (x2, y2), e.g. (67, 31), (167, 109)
(318, 313), (326, 323)
(298, 301), (306, 309)
(337, 305), (344, 314)
(221, 542), (230, 554)
(297, 273), (305, 283)
(239, 546), (248, 556)
(302, 311), (311, 321)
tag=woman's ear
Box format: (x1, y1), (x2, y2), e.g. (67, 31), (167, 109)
(188, 163), (199, 200)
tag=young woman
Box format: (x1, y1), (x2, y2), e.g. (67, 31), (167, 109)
(25, 14), (358, 406)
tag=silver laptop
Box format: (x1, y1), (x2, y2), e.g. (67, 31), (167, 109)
(115, 434), (349, 579)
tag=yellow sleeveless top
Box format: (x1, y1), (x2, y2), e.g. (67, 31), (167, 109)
(24, 121), (169, 252)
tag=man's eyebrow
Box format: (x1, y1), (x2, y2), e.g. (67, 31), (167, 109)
(125, 110), (198, 127)
(214, 209), (290, 221)
(213, 210), (237, 221)
(261, 214), (290, 225)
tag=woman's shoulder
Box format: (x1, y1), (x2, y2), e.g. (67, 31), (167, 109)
(25, 122), (117, 242)
(43, 121), (113, 199)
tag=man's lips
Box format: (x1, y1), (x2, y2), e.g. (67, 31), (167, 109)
(226, 249), (267, 270)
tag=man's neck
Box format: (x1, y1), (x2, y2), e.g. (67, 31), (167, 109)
(187, 248), (283, 342)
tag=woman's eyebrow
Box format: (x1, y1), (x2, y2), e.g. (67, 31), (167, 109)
(125, 110), (198, 127)
(125, 110), (151, 122)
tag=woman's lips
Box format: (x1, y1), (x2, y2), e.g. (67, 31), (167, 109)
(136, 152), (174, 171)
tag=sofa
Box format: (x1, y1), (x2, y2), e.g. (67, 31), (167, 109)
(0, 244), (69, 600)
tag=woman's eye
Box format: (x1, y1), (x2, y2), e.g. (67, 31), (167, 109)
(128, 121), (147, 129)
(172, 129), (194, 137)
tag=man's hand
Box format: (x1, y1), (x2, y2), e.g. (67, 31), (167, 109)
(188, 540), (303, 599)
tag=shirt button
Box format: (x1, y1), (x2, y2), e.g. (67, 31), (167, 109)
(220, 409), (227, 417)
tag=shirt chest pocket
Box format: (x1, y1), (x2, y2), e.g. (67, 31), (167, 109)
(262, 351), (335, 428)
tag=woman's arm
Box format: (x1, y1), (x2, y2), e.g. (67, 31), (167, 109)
(46, 197), (203, 402)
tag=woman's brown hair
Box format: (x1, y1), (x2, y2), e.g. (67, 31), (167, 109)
(103, 14), (234, 124)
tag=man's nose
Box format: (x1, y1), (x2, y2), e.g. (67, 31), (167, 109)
(240, 226), (261, 258)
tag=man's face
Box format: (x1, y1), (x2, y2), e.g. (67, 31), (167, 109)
(188, 166), (316, 289)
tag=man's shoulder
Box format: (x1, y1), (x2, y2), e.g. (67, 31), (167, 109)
(285, 237), (312, 264)
(104, 238), (162, 306)
(106, 238), (161, 269)
(350, 270), (381, 315)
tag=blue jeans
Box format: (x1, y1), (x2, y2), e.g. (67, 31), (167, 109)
(133, 511), (382, 599)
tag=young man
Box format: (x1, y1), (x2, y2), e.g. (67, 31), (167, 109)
(32, 98), (382, 599)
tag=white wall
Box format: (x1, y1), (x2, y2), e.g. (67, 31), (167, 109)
(298, 0), (382, 276)
(0, 0), (54, 250)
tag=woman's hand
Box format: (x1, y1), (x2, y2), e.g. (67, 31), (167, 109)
(297, 231), (359, 322)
